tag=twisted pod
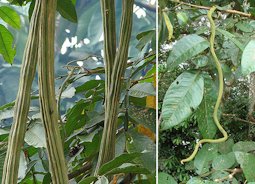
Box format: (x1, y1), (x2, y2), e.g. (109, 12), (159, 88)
(181, 6), (228, 164)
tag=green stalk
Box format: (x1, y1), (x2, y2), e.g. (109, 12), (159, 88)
(100, 0), (116, 112)
(95, 0), (134, 175)
(1, 1), (41, 183)
(37, 0), (69, 183)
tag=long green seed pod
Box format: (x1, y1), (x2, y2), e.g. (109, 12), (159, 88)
(37, 0), (69, 183)
(181, 6), (228, 164)
(1, 1), (41, 183)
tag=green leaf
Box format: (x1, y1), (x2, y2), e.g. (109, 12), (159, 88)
(95, 176), (108, 184)
(176, 11), (188, 25)
(0, 95), (38, 111)
(61, 87), (76, 99)
(232, 141), (255, 153)
(126, 129), (156, 172)
(136, 30), (155, 51)
(163, 12), (173, 40)
(196, 75), (217, 138)
(212, 152), (236, 170)
(79, 176), (97, 184)
(24, 120), (46, 148)
(129, 83), (156, 98)
(187, 178), (204, 184)
(130, 54), (156, 78)
(0, 24), (16, 64)
(194, 144), (218, 175)
(115, 133), (126, 157)
(158, 172), (177, 184)
(57, 0), (77, 23)
(217, 28), (245, 51)
(28, 0), (35, 21)
(249, 7), (255, 17)
(76, 2), (99, 40)
(75, 80), (104, 94)
(167, 34), (209, 71)
(0, 108), (14, 121)
(0, 128), (9, 136)
(82, 132), (101, 158)
(0, 101), (15, 111)
(7, 0), (24, 6)
(25, 160), (37, 175)
(193, 55), (209, 68)
(161, 72), (204, 130)
(0, 6), (21, 29)
(78, 128), (101, 143)
(236, 22), (254, 33)
(84, 112), (104, 129)
(42, 173), (51, 184)
(98, 152), (141, 175)
(218, 138), (234, 154)
(129, 107), (156, 134)
(232, 142), (255, 182)
(18, 151), (27, 182)
(234, 152), (255, 182)
(0, 145), (7, 182)
(241, 40), (255, 75)
(105, 163), (150, 175)
(65, 100), (86, 137)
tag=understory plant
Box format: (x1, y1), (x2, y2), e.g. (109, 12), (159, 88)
(159, 0), (255, 183)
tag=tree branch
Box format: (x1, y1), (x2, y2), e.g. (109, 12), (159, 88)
(214, 168), (242, 182)
(222, 113), (255, 124)
(167, 1), (254, 19)
(68, 162), (92, 180)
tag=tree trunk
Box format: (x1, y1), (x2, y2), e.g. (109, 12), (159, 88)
(95, 0), (134, 175)
(1, 1), (40, 183)
(37, 0), (69, 183)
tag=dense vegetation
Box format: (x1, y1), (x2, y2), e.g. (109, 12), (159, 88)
(0, 0), (156, 183)
(158, 0), (255, 183)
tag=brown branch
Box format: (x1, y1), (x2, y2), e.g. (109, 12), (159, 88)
(222, 113), (255, 124)
(68, 162), (92, 180)
(214, 168), (242, 182)
(56, 53), (155, 80)
(66, 55), (102, 66)
(167, 1), (254, 19)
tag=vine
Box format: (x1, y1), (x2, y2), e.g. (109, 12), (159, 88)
(181, 6), (228, 164)
(37, 0), (69, 182)
(2, 1), (69, 183)
(94, 0), (134, 175)
(1, 1), (41, 183)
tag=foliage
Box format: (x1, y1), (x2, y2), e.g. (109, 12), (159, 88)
(0, 4), (20, 64)
(0, 0), (156, 183)
(159, 0), (255, 183)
